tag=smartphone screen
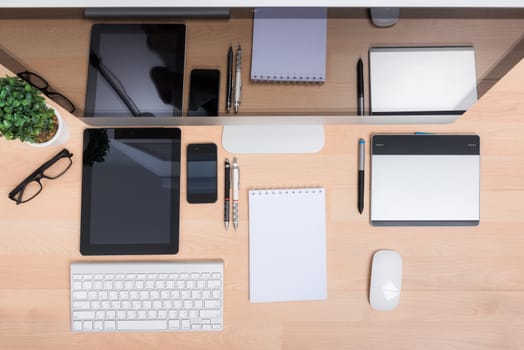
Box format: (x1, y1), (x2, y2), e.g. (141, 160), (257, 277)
(186, 143), (217, 203)
(188, 69), (220, 116)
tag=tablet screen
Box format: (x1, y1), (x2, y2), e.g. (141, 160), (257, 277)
(85, 24), (185, 117)
(80, 128), (181, 255)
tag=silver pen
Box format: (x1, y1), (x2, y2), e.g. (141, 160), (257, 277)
(233, 44), (242, 114)
(232, 157), (240, 230)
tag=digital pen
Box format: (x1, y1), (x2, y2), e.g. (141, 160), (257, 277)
(357, 58), (364, 116)
(358, 138), (365, 214)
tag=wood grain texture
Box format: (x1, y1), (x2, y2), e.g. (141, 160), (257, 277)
(1, 9), (524, 349)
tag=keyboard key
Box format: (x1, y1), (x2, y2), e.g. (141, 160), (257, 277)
(204, 300), (221, 309)
(84, 321), (93, 331)
(93, 321), (103, 331)
(73, 321), (83, 331)
(118, 320), (167, 331)
(207, 280), (221, 288)
(168, 320), (180, 329)
(181, 320), (191, 329)
(72, 282), (82, 290)
(104, 321), (116, 330)
(73, 311), (95, 320)
(200, 309), (220, 319)
(72, 301), (91, 310)
(72, 291), (88, 300)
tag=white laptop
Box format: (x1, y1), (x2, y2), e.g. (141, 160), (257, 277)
(370, 134), (480, 226)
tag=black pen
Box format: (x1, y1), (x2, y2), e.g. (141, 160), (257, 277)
(358, 138), (365, 214)
(226, 46), (233, 113)
(224, 158), (231, 229)
(357, 58), (364, 116)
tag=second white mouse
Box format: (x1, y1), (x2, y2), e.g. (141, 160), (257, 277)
(369, 249), (403, 311)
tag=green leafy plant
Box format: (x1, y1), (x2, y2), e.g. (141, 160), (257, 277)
(0, 76), (57, 143)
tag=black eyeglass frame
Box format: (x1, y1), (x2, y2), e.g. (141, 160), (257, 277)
(16, 70), (76, 114)
(8, 148), (74, 205)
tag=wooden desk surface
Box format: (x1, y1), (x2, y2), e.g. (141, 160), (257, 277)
(1, 11), (524, 350)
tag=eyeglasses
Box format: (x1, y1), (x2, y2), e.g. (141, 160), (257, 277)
(9, 148), (74, 205)
(16, 70), (76, 114)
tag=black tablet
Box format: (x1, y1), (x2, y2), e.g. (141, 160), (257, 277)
(80, 128), (181, 255)
(85, 24), (186, 117)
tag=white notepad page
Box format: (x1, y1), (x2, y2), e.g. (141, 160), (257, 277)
(251, 7), (327, 82)
(248, 188), (327, 303)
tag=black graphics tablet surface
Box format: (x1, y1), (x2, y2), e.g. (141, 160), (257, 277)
(80, 128), (181, 255)
(85, 24), (186, 117)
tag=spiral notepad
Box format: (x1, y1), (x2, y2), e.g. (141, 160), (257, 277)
(250, 8), (327, 83)
(248, 187), (327, 303)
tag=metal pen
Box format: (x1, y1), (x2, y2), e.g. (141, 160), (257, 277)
(224, 158), (231, 230)
(357, 58), (364, 116)
(232, 157), (240, 230)
(358, 138), (365, 214)
(233, 44), (242, 114)
(226, 46), (233, 113)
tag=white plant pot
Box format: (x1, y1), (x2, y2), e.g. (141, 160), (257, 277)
(28, 105), (70, 147)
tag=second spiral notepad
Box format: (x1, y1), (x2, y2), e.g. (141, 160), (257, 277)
(250, 8), (327, 83)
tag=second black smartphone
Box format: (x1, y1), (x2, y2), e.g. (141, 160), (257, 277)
(188, 69), (220, 116)
(186, 143), (217, 203)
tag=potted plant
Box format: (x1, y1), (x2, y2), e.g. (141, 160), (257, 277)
(0, 75), (67, 146)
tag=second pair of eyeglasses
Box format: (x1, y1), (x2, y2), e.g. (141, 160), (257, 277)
(17, 70), (75, 114)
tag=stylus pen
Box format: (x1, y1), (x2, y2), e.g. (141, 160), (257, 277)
(358, 138), (365, 214)
(233, 44), (242, 114)
(224, 158), (231, 230)
(226, 46), (233, 113)
(232, 158), (240, 230)
(357, 58), (364, 116)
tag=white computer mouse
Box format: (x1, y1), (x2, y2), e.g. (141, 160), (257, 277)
(369, 250), (403, 311)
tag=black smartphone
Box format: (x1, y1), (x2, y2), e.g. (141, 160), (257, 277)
(186, 143), (218, 203)
(188, 69), (220, 116)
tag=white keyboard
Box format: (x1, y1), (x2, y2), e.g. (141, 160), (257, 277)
(70, 261), (223, 332)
